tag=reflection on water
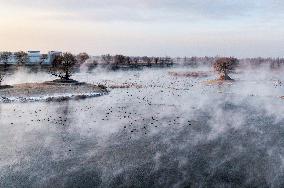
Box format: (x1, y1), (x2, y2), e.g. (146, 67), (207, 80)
(1, 67), (284, 187)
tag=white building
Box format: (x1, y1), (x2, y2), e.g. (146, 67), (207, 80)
(0, 51), (62, 65)
(27, 51), (41, 64)
(45, 51), (62, 65)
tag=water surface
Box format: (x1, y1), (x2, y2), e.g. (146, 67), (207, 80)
(1, 66), (284, 187)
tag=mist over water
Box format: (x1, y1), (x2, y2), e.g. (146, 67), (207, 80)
(1, 65), (284, 187)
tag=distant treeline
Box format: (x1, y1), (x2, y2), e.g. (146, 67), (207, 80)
(95, 54), (174, 68)
(240, 57), (284, 68)
(88, 55), (284, 69)
(175, 56), (284, 68)
(1, 51), (283, 69)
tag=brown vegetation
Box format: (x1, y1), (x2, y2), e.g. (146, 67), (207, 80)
(101, 54), (173, 68)
(214, 57), (239, 80)
(168, 71), (209, 78)
(76, 52), (90, 64)
(205, 79), (234, 85)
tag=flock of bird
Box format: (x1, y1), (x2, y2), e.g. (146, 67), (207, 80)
(2, 70), (205, 141)
(1, 68), (284, 187)
(2, 69), (282, 138)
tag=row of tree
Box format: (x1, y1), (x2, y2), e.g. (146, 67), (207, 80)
(101, 54), (173, 66)
(0, 51), (33, 66)
(1, 51), (283, 68)
(0, 51), (50, 65)
(0, 53), (238, 86)
(0, 51), (90, 66)
(176, 56), (284, 68)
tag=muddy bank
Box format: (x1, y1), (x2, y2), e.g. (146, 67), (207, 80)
(0, 81), (108, 103)
(168, 71), (209, 78)
(204, 79), (235, 85)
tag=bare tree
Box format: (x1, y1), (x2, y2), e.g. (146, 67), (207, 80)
(125, 56), (131, 64)
(40, 54), (48, 65)
(50, 52), (77, 80)
(142, 56), (151, 66)
(0, 51), (12, 66)
(114, 55), (125, 65)
(162, 56), (173, 66)
(76, 52), (90, 64)
(101, 54), (112, 64)
(132, 57), (139, 64)
(14, 51), (29, 65)
(214, 57), (239, 80)
(154, 57), (159, 64)
(0, 73), (3, 86)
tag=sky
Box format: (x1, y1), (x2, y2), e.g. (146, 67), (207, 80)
(0, 0), (283, 57)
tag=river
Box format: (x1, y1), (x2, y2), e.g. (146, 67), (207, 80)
(0, 66), (284, 187)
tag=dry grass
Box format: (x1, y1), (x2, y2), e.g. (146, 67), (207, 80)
(168, 71), (209, 78)
(204, 79), (234, 85)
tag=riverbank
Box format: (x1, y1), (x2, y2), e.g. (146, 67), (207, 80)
(0, 81), (108, 102)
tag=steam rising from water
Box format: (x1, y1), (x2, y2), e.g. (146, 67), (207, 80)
(0, 65), (284, 187)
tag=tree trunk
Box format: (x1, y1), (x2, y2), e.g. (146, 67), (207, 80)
(219, 70), (233, 80)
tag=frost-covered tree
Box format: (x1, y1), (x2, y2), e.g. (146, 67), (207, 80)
(214, 57), (239, 80)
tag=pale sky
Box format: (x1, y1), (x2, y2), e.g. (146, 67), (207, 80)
(0, 0), (284, 57)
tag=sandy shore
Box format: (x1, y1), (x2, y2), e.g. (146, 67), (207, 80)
(0, 81), (108, 102)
